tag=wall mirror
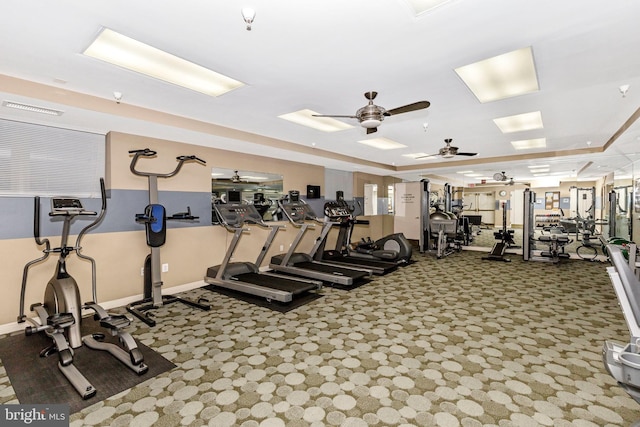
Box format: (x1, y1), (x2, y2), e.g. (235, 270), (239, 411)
(211, 168), (283, 222)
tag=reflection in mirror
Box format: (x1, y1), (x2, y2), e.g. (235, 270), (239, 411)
(211, 168), (283, 223)
(364, 184), (378, 215)
(613, 182), (633, 240)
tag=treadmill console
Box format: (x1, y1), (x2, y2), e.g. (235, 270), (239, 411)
(324, 201), (351, 220)
(215, 203), (264, 227)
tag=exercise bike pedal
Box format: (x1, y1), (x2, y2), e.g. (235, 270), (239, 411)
(100, 314), (131, 331)
(48, 312), (75, 329)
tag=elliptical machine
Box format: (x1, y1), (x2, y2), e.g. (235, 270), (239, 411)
(18, 178), (148, 400)
(335, 191), (412, 265)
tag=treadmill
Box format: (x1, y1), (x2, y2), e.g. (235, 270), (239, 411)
(316, 200), (397, 275)
(205, 200), (322, 303)
(270, 191), (372, 286)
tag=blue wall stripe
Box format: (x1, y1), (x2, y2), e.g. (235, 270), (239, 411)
(0, 189), (212, 240)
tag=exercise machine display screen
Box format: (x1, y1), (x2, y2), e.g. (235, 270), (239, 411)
(51, 198), (83, 211)
(228, 190), (242, 203)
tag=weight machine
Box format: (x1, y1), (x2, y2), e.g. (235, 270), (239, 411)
(523, 188), (572, 263)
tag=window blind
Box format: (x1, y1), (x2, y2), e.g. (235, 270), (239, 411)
(0, 118), (105, 197)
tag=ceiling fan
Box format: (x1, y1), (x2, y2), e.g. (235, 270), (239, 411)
(493, 171), (509, 182)
(492, 171), (528, 186)
(416, 138), (478, 159)
(312, 91), (430, 134)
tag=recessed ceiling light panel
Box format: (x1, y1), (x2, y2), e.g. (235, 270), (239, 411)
(278, 109), (353, 132)
(357, 138), (407, 150)
(83, 28), (244, 96)
(511, 138), (546, 150)
(455, 47), (539, 103)
(493, 111), (543, 133)
(404, 0), (451, 15)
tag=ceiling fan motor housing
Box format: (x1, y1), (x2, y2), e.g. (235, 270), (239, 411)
(357, 104), (385, 128)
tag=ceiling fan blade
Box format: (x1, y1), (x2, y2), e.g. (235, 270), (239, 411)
(414, 153), (439, 159)
(312, 114), (358, 118)
(385, 101), (430, 116)
(456, 152), (478, 156)
(366, 127), (378, 134)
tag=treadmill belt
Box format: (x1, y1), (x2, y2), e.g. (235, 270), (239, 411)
(233, 272), (318, 294)
(325, 256), (396, 273)
(203, 285), (322, 313)
(294, 261), (368, 278)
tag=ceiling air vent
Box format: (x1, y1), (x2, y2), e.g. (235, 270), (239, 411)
(2, 100), (64, 116)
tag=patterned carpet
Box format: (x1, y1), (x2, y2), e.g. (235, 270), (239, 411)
(1, 250), (638, 426)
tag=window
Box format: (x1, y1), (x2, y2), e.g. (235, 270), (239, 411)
(0, 119), (105, 197)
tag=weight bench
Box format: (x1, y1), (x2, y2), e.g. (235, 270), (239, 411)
(536, 234), (571, 263)
(603, 244), (640, 405)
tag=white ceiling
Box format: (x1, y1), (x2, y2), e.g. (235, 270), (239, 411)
(1, 0), (639, 186)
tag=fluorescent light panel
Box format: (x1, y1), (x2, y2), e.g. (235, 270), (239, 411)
(405, 0), (451, 15)
(464, 173), (482, 177)
(493, 111), (543, 133)
(456, 170), (474, 174)
(358, 138), (407, 150)
(455, 47), (539, 103)
(278, 109), (353, 132)
(2, 101), (64, 116)
(83, 28), (243, 96)
(511, 138), (546, 150)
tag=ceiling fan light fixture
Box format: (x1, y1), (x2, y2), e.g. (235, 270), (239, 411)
(361, 118), (382, 129)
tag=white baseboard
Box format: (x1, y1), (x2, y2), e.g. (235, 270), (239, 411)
(0, 280), (206, 336)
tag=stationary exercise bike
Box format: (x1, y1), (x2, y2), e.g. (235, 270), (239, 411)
(18, 178), (148, 399)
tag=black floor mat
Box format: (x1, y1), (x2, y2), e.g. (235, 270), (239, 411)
(203, 285), (322, 313)
(0, 320), (175, 414)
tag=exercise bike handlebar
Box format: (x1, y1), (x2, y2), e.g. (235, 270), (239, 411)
(129, 148), (206, 178)
(32, 196), (50, 249)
(76, 178), (108, 304)
(176, 155), (206, 164)
(18, 197), (51, 323)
